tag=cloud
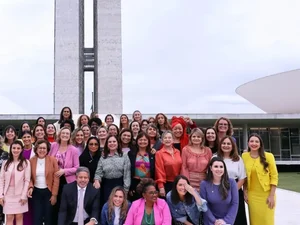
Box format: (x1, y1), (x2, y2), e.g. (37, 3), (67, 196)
(0, 0), (299, 114)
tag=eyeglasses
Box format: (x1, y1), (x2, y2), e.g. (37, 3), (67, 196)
(89, 143), (99, 146)
(147, 191), (159, 195)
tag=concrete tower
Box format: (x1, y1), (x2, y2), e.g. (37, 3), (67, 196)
(54, 0), (123, 114)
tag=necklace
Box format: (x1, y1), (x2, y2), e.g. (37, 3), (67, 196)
(145, 209), (153, 224)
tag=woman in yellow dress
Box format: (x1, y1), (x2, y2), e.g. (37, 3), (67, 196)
(242, 133), (278, 225)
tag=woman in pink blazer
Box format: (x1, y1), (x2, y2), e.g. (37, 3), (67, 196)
(0, 140), (31, 225)
(124, 178), (171, 225)
(48, 127), (79, 224)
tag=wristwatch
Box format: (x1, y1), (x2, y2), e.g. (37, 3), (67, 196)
(90, 217), (98, 224)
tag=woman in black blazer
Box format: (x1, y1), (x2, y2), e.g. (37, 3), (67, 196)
(79, 137), (101, 183)
(128, 132), (155, 202)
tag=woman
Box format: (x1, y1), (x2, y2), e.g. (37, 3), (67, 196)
(28, 140), (59, 225)
(155, 131), (182, 197)
(97, 126), (108, 152)
(21, 131), (35, 160)
(128, 132), (155, 201)
(0, 136), (8, 224)
(216, 136), (247, 225)
(46, 124), (56, 143)
(32, 125), (47, 144)
(213, 117), (235, 142)
(130, 121), (140, 141)
(181, 128), (212, 191)
(124, 178), (171, 225)
(76, 114), (90, 128)
(119, 114), (130, 130)
(48, 127), (79, 224)
(171, 117), (189, 151)
(2, 125), (17, 152)
(19, 122), (31, 138)
(166, 175), (207, 225)
(132, 110), (142, 124)
(146, 124), (162, 151)
(108, 124), (120, 136)
(105, 114), (114, 126)
(101, 186), (131, 225)
(242, 134), (278, 225)
(0, 140), (31, 225)
(54, 106), (73, 132)
(141, 120), (149, 132)
(204, 127), (219, 154)
(94, 135), (131, 208)
(79, 137), (101, 183)
(200, 157), (238, 225)
(148, 117), (155, 124)
(119, 129), (135, 154)
(81, 124), (91, 143)
(60, 119), (75, 132)
(71, 128), (85, 156)
(35, 117), (46, 127)
(155, 113), (171, 136)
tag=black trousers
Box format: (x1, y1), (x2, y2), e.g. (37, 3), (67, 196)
(32, 187), (53, 225)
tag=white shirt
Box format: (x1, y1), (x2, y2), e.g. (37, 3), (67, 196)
(113, 206), (121, 225)
(35, 158), (47, 188)
(224, 157), (246, 180)
(73, 185), (89, 222)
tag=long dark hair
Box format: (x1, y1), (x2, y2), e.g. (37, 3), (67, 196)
(103, 135), (123, 159)
(59, 106), (73, 123)
(248, 133), (269, 171)
(217, 136), (240, 162)
(206, 157), (230, 200)
(84, 136), (101, 157)
(204, 127), (219, 148)
(4, 140), (28, 171)
(136, 132), (152, 154)
(171, 175), (193, 205)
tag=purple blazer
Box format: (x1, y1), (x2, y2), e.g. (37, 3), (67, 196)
(49, 142), (79, 183)
(124, 198), (171, 225)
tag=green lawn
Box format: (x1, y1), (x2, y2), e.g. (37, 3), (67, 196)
(278, 172), (300, 193)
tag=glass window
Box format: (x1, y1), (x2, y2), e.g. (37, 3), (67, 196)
(270, 128), (280, 155)
(290, 128), (299, 137)
(290, 137), (300, 155)
(281, 150), (291, 160)
(281, 128), (290, 149)
(260, 130), (270, 149)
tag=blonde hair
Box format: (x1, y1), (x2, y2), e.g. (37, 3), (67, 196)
(189, 128), (205, 147)
(56, 127), (71, 144)
(107, 187), (129, 222)
(71, 128), (85, 148)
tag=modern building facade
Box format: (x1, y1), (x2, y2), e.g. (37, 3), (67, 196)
(54, 0), (123, 114)
(1, 113), (299, 164)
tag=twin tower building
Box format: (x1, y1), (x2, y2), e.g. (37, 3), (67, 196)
(54, 0), (122, 114)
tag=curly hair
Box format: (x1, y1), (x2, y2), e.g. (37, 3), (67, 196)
(136, 178), (156, 195)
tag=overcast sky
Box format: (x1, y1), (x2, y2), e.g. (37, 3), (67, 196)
(0, 0), (299, 114)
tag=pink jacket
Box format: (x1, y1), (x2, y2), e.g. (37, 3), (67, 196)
(124, 198), (172, 225)
(49, 142), (79, 183)
(0, 160), (31, 200)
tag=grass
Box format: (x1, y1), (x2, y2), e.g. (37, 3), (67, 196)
(278, 172), (300, 193)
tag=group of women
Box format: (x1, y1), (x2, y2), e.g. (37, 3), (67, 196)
(0, 107), (278, 225)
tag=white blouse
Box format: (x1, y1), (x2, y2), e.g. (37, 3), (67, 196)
(35, 158), (47, 188)
(223, 157), (246, 180)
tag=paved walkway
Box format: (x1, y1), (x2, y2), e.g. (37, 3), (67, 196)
(245, 188), (300, 225)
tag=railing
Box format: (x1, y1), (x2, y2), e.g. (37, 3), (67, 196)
(83, 48), (94, 71)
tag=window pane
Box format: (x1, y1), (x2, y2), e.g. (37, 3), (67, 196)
(291, 137), (300, 155)
(260, 130), (270, 149)
(270, 129), (280, 155)
(281, 128), (290, 149)
(290, 128), (299, 137)
(281, 150), (291, 160)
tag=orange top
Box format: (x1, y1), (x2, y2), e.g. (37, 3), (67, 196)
(155, 146), (182, 189)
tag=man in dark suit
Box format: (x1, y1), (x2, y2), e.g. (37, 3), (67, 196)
(58, 167), (100, 225)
